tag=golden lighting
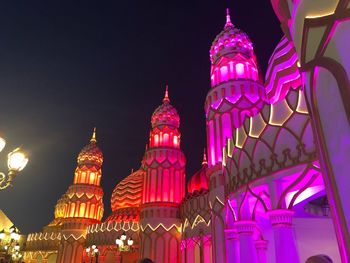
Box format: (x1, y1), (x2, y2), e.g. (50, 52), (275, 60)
(296, 90), (309, 114)
(269, 99), (293, 126)
(0, 137), (5, 152)
(7, 148), (29, 172)
(249, 114), (267, 138)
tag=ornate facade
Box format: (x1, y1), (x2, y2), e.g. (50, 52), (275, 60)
(24, 5), (350, 263)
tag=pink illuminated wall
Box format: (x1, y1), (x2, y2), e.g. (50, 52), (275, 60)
(142, 89), (186, 204)
(205, 9), (265, 166)
(140, 89), (185, 263)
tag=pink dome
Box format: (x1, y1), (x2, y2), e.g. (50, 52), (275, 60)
(210, 9), (254, 64)
(265, 35), (302, 103)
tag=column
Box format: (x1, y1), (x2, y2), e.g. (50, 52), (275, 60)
(235, 221), (258, 263)
(268, 209), (299, 263)
(225, 229), (239, 263)
(254, 239), (268, 263)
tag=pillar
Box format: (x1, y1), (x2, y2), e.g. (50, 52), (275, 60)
(225, 229), (239, 263)
(254, 239), (268, 263)
(235, 221), (258, 263)
(268, 209), (299, 263)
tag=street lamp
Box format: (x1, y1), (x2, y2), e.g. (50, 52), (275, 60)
(0, 135), (29, 190)
(115, 232), (134, 252)
(0, 226), (23, 262)
(85, 244), (99, 263)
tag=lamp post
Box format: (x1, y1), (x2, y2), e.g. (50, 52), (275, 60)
(0, 135), (29, 190)
(0, 225), (23, 262)
(115, 232), (134, 252)
(85, 244), (99, 263)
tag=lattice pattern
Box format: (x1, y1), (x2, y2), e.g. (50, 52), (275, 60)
(223, 88), (316, 192)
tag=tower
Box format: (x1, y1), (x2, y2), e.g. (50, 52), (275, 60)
(205, 9), (265, 166)
(140, 87), (186, 263)
(56, 129), (104, 263)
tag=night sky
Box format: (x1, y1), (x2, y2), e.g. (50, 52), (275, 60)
(0, 1), (282, 234)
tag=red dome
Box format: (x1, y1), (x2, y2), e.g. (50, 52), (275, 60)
(151, 87), (180, 128)
(187, 153), (209, 194)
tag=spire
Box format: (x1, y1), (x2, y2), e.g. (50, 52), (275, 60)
(90, 127), (97, 143)
(202, 148), (208, 165)
(225, 8), (233, 28)
(163, 85), (170, 103)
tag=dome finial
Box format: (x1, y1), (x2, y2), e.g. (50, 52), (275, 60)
(202, 148), (208, 165)
(163, 84), (170, 103)
(90, 127), (97, 143)
(225, 8), (233, 28)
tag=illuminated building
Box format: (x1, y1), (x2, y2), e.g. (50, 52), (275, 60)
(24, 5), (350, 263)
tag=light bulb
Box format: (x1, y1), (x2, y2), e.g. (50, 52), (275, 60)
(116, 238), (122, 246)
(0, 137), (5, 152)
(127, 239), (134, 246)
(8, 148), (28, 172)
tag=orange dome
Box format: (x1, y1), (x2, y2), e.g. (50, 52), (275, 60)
(110, 169), (144, 211)
(77, 128), (103, 166)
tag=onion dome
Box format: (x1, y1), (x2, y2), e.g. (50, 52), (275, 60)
(54, 193), (68, 219)
(187, 150), (209, 194)
(210, 9), (254, 64)
(151, 86), (180, 128)
(77, 128), (103, 166)
(265, 35), (302, 103)
(110, 169), (144, 212)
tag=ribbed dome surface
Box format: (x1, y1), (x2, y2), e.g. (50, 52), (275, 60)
(187, 164), (208, 194)
(110, 169), (144, 211)
(77, 140), (103, 166)
(151, 101), (180, 128)
(210, 10), (254, 63)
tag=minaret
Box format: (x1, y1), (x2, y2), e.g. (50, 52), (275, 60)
(56, 129), (104, 263)
(140, 87), (186, 263)
(205, 9), (265, 166)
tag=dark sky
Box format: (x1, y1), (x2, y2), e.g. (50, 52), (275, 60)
(0, 1), (282, 234)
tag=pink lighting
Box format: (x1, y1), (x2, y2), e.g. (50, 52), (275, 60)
(142, 86), (185, 205)
(206, 10), (265, 166)
(235, 63), (245, 77)
(285, 185), (325, 207)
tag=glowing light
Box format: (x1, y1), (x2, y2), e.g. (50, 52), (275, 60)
(116, 238), (122, 246)
(248, 114), (267, 138)
(183, 215), (211, 229)
(305, 11), (335, 19)
(235, 63), (245, 77)
(296, 90), (309, 114)
(269, 99), (293, 126)
(285, 185), (324, 207)
(0, 137), (5, 152)
(127, 238), (134, 246)
(140, 223), (182, 233)
(7, 148), (28, 172)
